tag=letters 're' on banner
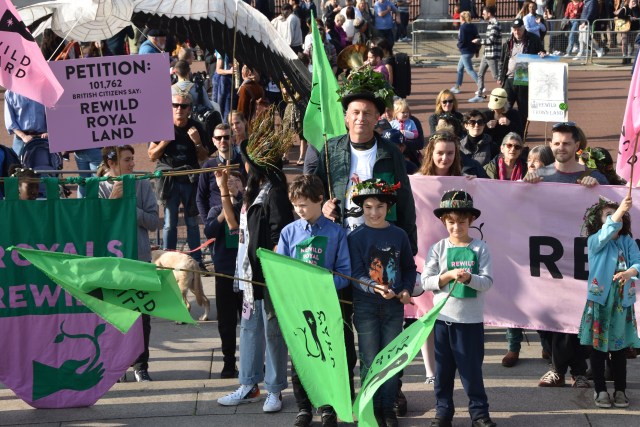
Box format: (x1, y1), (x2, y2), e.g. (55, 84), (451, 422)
(0, 176), (142, 408)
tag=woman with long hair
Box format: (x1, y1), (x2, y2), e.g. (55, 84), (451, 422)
(428, 89), (465, 136)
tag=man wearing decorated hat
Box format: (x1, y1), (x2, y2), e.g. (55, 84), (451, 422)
(308, 67), (417, 418)
(497, 18), (546, 125)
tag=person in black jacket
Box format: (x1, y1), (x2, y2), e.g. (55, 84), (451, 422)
(498, 18), (546, 126)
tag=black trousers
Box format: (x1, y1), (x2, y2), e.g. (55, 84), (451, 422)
(215, 275), (243, 364)
(132, 314), (151, 371)
(550, 332), (588, 377)
(504, 77), (529, 125)
(591, 349), (626, 393)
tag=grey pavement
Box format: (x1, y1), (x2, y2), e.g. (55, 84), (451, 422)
(2, 275), (639, 426)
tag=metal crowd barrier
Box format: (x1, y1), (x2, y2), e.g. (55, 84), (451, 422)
(543, 19), (590, 61)
(590, 18), (639, 66)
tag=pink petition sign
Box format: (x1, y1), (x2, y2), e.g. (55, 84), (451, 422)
(45, 53), (174, 152)
(410, 175), (640, 334)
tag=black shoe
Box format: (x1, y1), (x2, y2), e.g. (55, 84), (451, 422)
(430, 418), (453, 427)
(321, 408), (338, 427)
(393, 388), (407, 416)
(220, 362), (239, 379)
(134, 369), (152, 382)
(294, 410), (312, 427)
(383, 410), (399, 427)
(374, 408), (385, 427)
(472, 417), (497, 427)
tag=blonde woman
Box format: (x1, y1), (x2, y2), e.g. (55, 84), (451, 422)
(451, 11), (479, 94)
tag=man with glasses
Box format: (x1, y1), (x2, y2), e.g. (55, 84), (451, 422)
(523, 121), (607, 388)
(460, 110), (498, 167)
(197, 123), (246, 379)
(148, 93), (212, 270)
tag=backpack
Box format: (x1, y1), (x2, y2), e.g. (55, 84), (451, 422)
(20, 138), (63, 176)
(189, 74), (222, 139)
(391, 52), (412, 98)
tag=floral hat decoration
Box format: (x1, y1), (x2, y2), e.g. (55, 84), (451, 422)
(581, 196), (621, 237)
(350, 177), (400, 207)
(433, 189), (481, 219)
(338, 66), (395, 114)
(240, 105), (295, 173)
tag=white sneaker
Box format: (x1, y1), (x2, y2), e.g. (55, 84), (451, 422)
(552, 50), (562, 56)
(595, 48), (604, 58)
(572, 53), (583, 61)
(217, 384), (261, 406)
(572, 46), (579, 53)
(563, 53), (571, 57)
(613, 390), (630, 408)
(450, 86), (460, 94)
(263, 391), (282, 412)
(468, 95), (484, 103)
(594, 391), (612, 408)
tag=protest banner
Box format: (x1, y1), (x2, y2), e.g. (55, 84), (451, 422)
(410, 175), (640, 334)
(45, 54), (174, 152)
(528, 62), (568, 122)
(257, 249), (352, 422)
(0, 177), (142, 408)
(0, 0), (64, 107)
(615, 58), (640, 186)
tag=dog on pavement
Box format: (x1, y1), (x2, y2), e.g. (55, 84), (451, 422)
(151, 250), (211, 321)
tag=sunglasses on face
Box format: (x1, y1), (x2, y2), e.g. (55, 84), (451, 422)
(503, 143), (523, 150)
(442, 99), (455, 104)
(172, 103), (191, 109)
(467, 119), (485, 126)
(214, 135), (231, 140)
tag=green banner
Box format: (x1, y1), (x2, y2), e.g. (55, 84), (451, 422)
(353, 295), (450, 427)
(302, 11), (347, 151)
(257, 248), (352, 422)
(14, 247), (196, 333)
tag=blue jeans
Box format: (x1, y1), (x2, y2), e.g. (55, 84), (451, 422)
(162, 181), (202, 263)
(217, 75), (232, 123)
(567, 20), (580, 54)
(456, 53), (478, 87)
(74, 148), (102, 198)
(12, 135), (24, 157)
(238, 299), (288, 393)
(353, 293), (404, 411)
(211, 72), (220, 105)
(434, 320), (489, 422)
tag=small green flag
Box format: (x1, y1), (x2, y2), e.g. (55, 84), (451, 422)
(302, 10), (347, 152)
(353, 295), (450, 427)
(257, 249), (352, 422)
(13, 247), (196, 333)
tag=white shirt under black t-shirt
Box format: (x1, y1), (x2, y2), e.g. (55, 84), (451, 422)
(344, 142), (377, 233)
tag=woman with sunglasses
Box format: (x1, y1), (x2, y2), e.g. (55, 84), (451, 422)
(484, 132), (527, 181)
(460, 110), (499, 167)
(428, 89), (465, 136)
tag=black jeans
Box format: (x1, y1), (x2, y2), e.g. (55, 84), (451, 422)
(550, 332), (588, 377)
(132, 314), (151, 371)
(590, 349), (626, 393)
(504, 77), (529, 125)
(215, 275), (243, 364)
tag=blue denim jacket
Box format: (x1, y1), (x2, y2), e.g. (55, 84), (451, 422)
(586, 217), (640, 307)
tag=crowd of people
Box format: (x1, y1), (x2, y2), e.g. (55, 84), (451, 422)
(1, 1), (639, 427)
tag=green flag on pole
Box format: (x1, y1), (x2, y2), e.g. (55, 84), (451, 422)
(257, 248), (352, 422)
(13, 247), (196, 333)
(353, 295), (450, 427)
(302, 11), (347, 151)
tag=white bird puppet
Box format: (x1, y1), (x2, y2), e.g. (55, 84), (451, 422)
(18, 0), (312, 99)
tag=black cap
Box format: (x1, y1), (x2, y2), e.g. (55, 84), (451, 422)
(512, 18), (524, 28)
(147, 29), (167, 37)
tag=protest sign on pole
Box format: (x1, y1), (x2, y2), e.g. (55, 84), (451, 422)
(45, 54), (174, 152)
(528, 62), (568, 122)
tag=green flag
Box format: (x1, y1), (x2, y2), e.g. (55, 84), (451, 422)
(257, 248), (352, 422)
(302, 11), (347, 151)
(13, 247), (196, 333)
(353, 295), (450, 427)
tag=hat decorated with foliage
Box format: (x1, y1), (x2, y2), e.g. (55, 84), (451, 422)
(433, 190), (481, 219)
(240, 106), (295, 173)
(580, 196), (620, 237)
(338, 67), (395, 114)
(350, 177), (400, 207)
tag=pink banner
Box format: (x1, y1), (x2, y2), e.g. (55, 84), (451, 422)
(616, 61), (640, 186)
(0, 0), (64, 107)
(45, 54), (175, 152)
(410, 175), (640, 334)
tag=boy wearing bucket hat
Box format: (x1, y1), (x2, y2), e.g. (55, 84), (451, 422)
(422, 191), (496, 427)
(347, 178), (416, 427)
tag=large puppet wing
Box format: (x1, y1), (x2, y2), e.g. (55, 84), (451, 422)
(131, 0), (311, 100)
